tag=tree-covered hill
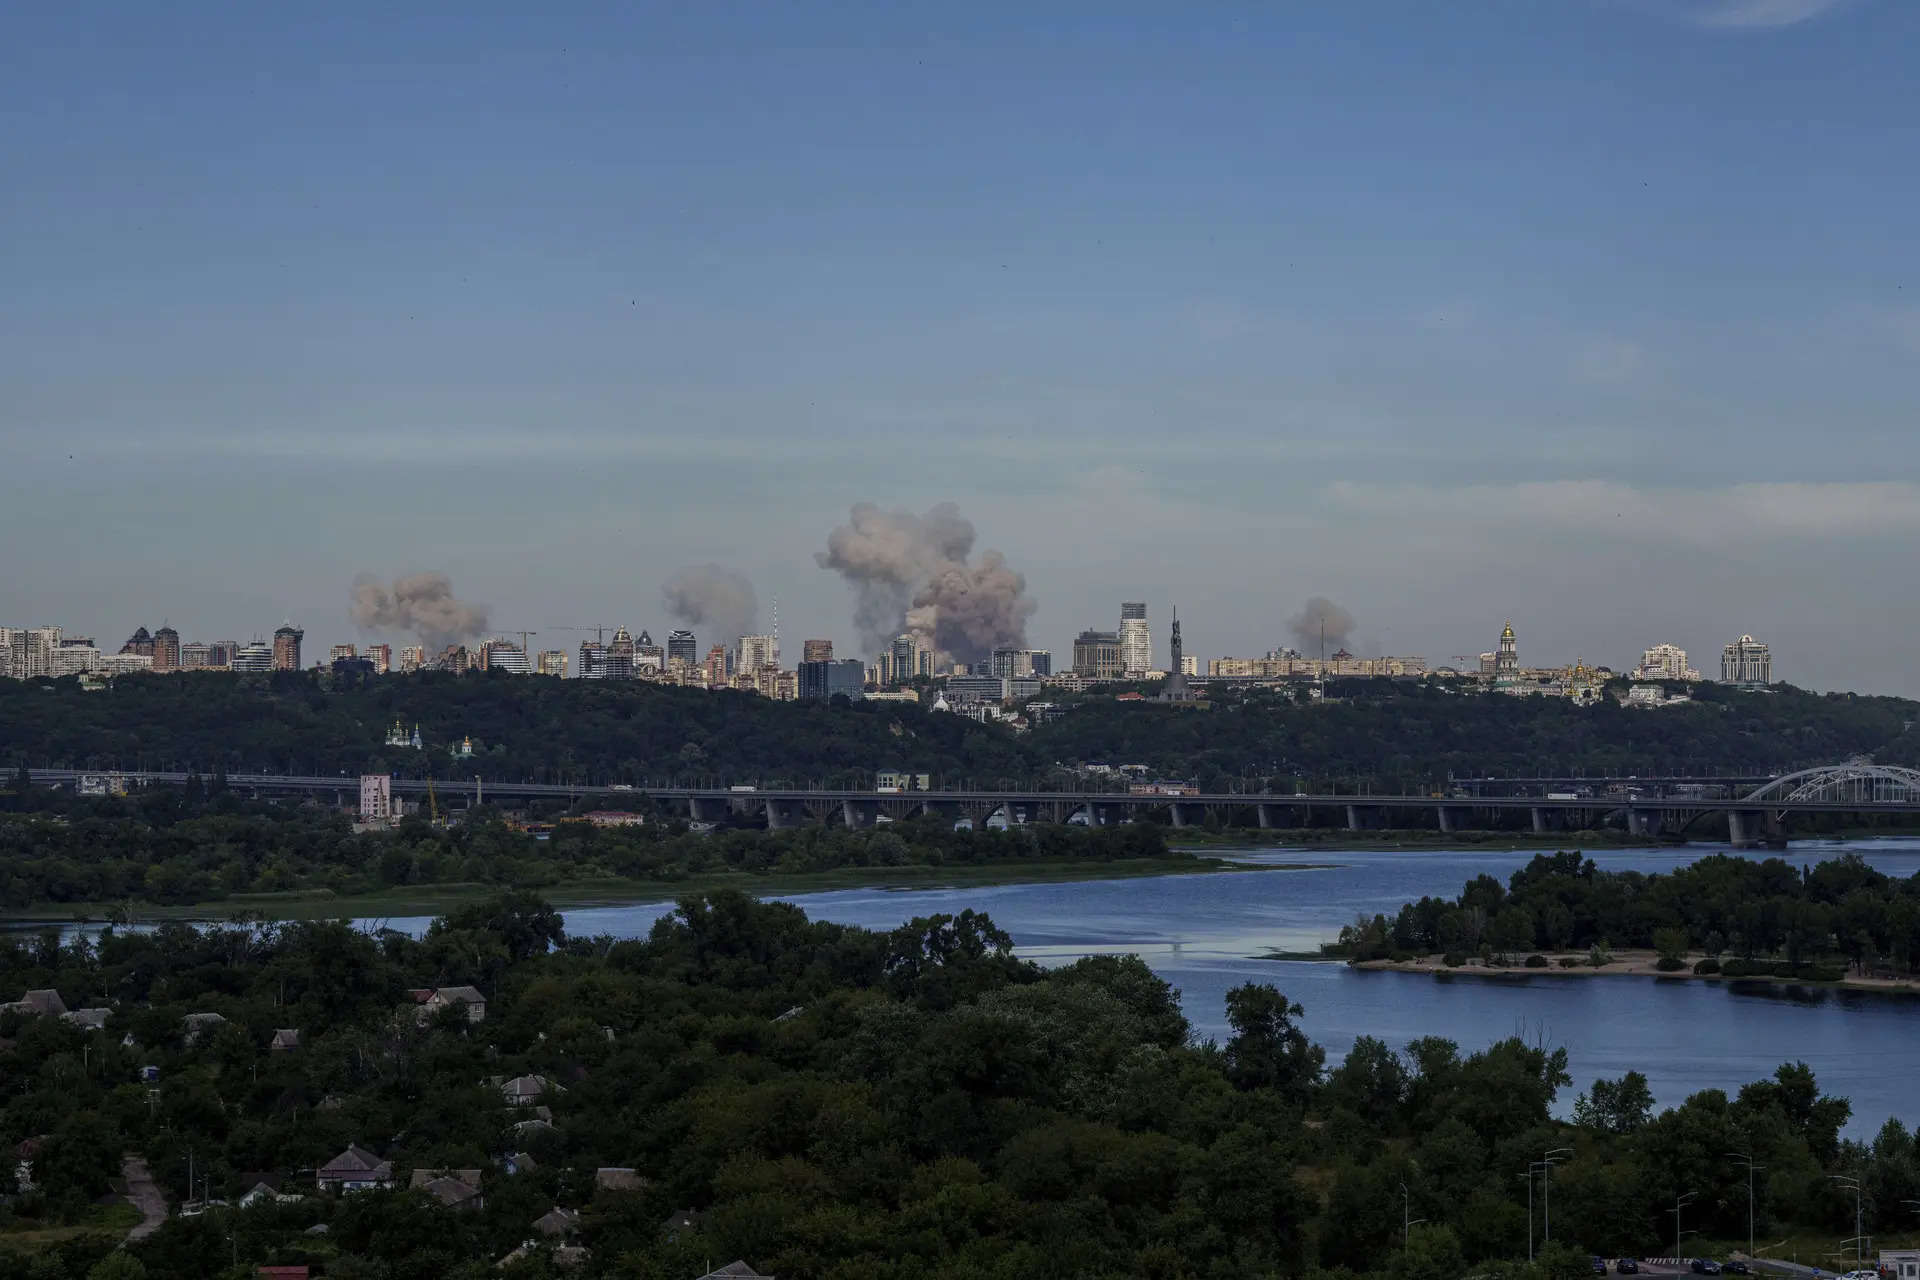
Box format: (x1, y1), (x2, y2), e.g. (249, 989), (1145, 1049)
(3, 671), (1917, 790)
(1024, 680), (1920, 790)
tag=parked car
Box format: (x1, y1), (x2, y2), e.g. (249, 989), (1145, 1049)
(1725, 1263), (1751, 1275)
(1592, 1258), (1608, 1274)
(1616, 1261), (1640, 1275)
(1692, 1261), (1723, 1275)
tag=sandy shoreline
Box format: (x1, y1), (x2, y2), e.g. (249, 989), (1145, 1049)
(1350, 948), (1920, 993)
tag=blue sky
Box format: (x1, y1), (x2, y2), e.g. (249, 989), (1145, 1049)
(4, 0), (1917, 691)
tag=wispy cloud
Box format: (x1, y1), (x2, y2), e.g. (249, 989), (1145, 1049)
(1640, 0), (1856, 30)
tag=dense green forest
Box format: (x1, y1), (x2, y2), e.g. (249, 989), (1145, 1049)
(4, 671), (1917, 791)
(2, 891), (1911, 1279)
(0, 780), (1174, 911)
(1337, 850), (1920, 979)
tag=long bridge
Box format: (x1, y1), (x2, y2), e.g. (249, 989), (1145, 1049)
(28, 763), (1920, 848)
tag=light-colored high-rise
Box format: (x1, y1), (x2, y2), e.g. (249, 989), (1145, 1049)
(536, 649), (568, 677)
(738, 634), (777, 673)
(365, 643), (392, 675)
(1119, 602), (1151, 676)
(1721, 635), (1772, 687)
(1633, 643), (1700, 682)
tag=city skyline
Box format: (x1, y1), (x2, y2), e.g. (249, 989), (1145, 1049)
(5, 3), (1919, 694)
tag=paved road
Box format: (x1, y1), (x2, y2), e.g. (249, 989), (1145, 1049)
(121, 1154), (167, 1243)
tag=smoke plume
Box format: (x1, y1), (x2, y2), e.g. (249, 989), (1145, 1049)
(1288, 596), (1355, 655)
(349, 572), (490, 651)
(661, 564), (759, 644)
(816, 501), (1036, 662)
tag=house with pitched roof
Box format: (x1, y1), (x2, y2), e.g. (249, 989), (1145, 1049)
(316, 1145), (393, 1193)
(409, 1167), (483, 1209)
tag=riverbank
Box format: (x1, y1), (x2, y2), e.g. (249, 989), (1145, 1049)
(0, 854), (1316, 925)
(1346, 948), (1920, 994)
(1172, 828), (1663, 850)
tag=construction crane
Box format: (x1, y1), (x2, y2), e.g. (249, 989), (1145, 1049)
(547, 625), (616, 644)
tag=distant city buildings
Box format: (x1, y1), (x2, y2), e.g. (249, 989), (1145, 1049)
(1633, 643), (1700, 683)
(398, 645), (425, 673)
(535, 649), (568, 677)
(799, 658), (864, 700)
(737, 634), (777, 674)
(1072, 630), (1122, 679)
(1722, 634), (1772, 688)
(329, 644), (358, 664)
(152, 626), (180, 673)
(802, 639), (833, 664)
(666, 630), (697, 667)
(1118, 603), (1151, 677)
(479, 639), (530, 674)
(272, 623), (304, 671)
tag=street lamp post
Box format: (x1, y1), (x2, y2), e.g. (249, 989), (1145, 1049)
(1726, 1152), (1766, 1262)
(1543, 1148), (1573, 1243)
(1520, 1172), (1536, 1262)
(1829, 1175), (1865, 1265)
(1674, 1191), (1699, 1258)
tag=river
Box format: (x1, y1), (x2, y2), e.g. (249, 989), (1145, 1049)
(375, 836), (1920, 1136)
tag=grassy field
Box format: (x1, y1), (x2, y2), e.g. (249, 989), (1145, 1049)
(2, 854), (1315, 925)
(0, 1202), (136, 1258)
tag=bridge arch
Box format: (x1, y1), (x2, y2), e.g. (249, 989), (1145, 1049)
(1743, 763), (1920, 805)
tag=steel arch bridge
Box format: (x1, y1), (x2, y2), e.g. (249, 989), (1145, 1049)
(1743, 763), (1920, 806)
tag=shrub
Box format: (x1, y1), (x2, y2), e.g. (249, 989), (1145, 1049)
(1558, 957), (1580, 969)
(1720, 959), (1761, 977)
(1587, 942), (1613, 968)
(1655, 957), (1686, 972)
(1693, 957), (1721, 975)
(1797, 965), (1846, 983)
(1442, 951), (1468, 968)
(1525, 954), (1549, 969)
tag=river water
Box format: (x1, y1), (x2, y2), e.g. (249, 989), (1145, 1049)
(372, 836), (1920, 1136)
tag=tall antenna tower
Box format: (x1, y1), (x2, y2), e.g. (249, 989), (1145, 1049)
(772, 596), (780, 667)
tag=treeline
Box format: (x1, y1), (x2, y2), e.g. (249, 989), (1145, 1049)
(1337, 850), (1920, 977)
(1028, 679), (1920, 791)
(2, 892), (1910, 1279)
(6, 669), (1920, 793)
(0, 781), (1174, 910)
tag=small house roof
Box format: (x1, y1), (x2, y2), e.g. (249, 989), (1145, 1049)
(500, 1074), (556, 1100)
(62, 1008), (111, 1030)
(319, 1145), (391, 1178)
(533, 1206), (579, 1237)
(700, 1264), (773, 1279)
(435, 985), (485, 1005)
(593, 1168), (648, 1192)
(270, 1028), (300, 1048)
(19, 990), (67, 1016)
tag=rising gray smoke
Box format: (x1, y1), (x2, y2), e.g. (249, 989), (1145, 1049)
(816, 501), (1036, 662)
(1288, 596), (1355, 655)
(661, 564), (759, 644)
(349, 572), (490, 651)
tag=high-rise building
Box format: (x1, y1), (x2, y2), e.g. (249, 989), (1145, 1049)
(233, 641), (274, 673)
(667, 629), (698, 666)
(365, 643), (392, 675)
(1119, 603), (1151, 676)
(329, 643), (358, 664)
(398, 645), (425, 673)
(151, 626), (180, 673)
(207, 641), (239, 669)
(578, 640), (610, 679)
(536, 649), (568, 677)
(799, 658), (865, 700)
(703, 645), (729, 688)
(607, 627), (636, 680)
(120, 627), (155, 658)
(480, 639), (531, 673)
(738, 634), (777, 673)
(888, 634), (919, 686)
(180, 641), (212, 670)
(50, 642), (101, 677)
(359, 774), (393, 824)
(635, 630), (663, 672)
(802, 639), (833, 664)
(1072, 630), (1123, 679)
(1633, 643), (1699, 683)
(1721, 635), (1772, 687)
(272, 623), (304, 671)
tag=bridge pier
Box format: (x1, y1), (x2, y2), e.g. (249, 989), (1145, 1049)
(1531, 806), (1548, 835)
(1169, 802), (1199, 829)
(841, 799), (879, 829)
(1626, 808), (1658, 840)
(1436, 805), (1457, 834)
(688, 797), (729, 824)
(764, 798), (808, 831)
(1256, 802), (1278, 830)
(1346, 804), (1373, 832)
